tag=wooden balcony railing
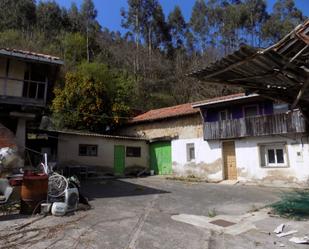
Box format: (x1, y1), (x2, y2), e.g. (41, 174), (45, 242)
(0, 76), (47, 107)
(204, 111), (306, 140)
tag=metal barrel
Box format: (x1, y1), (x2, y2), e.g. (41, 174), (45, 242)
(20, 174), (48, 214)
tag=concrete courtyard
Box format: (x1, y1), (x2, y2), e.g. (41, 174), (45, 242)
(0, 177), (309, 249)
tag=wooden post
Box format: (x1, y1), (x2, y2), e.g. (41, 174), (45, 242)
(3, 59), (10, 97)
(35, 82), (39, 99)
(291, 76), (309, 110)
(44, 76), (48, 105)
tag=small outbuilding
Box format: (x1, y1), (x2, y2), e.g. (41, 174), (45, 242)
(55, 130), (149, 176)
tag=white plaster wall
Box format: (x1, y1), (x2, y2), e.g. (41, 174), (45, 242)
(171, 138), (223, 181)
(57, 134), (149, 170)
(235, 135), (309, 185)
(0, 59), (26, 97)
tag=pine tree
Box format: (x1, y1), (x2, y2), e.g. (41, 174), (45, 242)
(36, 1), (64, 36)
(262, 0), (305, 43)
(168, 6), (187, 50)
(81, 0), (99, 62)
(189, 0), (208, 53)
(0, 0), (36, 32)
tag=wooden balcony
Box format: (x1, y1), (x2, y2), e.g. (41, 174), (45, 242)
(204, 111), (306, 140)
(0, 76), (47, 107)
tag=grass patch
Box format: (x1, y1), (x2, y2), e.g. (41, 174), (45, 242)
(208, 208), (217, 218)
(271, 190), (309, 219)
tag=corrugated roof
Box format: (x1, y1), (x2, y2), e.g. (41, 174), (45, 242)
(192, 93), (260, 107)
(0, 48), (64, 65)
(50, 129), (147, 141)
(129, 103), (199, 124)
(189, 19), (309, 117)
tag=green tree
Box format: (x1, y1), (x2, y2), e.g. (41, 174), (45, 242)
(80, 0), (100, 62)
(63, 33), (87, 68)
(168, 6), (187, 50)
(189, 0), (208, 53)
(36, 1), (64, 36)
(262, 0), (305, 43)
(68, 3), (83, 32)
(51, 62), (134, 132)
(243, 0), (268, 46)
(0, 0), (36, 32)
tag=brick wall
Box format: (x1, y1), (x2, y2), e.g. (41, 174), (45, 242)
(0, 123), (17, 148)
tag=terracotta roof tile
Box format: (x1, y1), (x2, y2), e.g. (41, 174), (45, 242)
(129, 103), (199, 123)
(129, 93), (250, 124)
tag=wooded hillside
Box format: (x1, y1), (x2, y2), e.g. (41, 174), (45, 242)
(0, 0), (306, 132)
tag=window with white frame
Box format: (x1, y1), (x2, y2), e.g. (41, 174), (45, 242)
(186, 143), (195, 162)
(259, 143), (288, 167)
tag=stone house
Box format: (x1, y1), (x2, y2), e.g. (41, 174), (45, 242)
(119, 93), (309, 186)
(0, 48), (63, 162)
(117, 102), (211, 176)
(194, 93), (309, 186)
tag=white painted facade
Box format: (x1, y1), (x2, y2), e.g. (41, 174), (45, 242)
(171, 134), (309, 186)
(57, 133), (149, 172)
(171, 138), (222, 181)
(235, 135), (309, 186)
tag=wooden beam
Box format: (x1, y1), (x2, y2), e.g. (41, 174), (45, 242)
(291, 76), (309, 110)
(3, 59), (10, 97)
(290, 44), (309, 62)
(201, 49), (259, 80)
(44, 76), (48, 105)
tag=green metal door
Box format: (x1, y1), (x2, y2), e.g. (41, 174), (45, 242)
(150, 141), (172, 175)
(114, 145), (125, 175)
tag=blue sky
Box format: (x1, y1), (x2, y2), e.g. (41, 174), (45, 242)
(55, 0), (309, 33)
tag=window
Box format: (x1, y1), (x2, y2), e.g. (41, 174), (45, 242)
(260, 144), (288, 167)
(126, 146), (141, 157)
(273, 103), (289, 114)
(244, 105), (258, 117)
(79, 144), (98, 156)
(219, 110), (229, 121)
(186, 143), (195, 162)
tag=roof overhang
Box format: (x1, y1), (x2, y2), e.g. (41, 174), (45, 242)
(192, 94), (260, 108)
(189, 19), (309, 119)
(48, 129), (148, 141)
(0, 49), (64, 65)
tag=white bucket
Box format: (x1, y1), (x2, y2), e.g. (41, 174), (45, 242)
(41, 203), (52, 214)
(150, 170), (155, 176)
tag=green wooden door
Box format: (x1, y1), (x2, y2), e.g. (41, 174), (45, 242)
(114, 145), (125, 175)
(150, 141), (172, 175)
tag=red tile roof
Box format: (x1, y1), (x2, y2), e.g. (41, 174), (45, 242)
(129, 93), (253, 124)
(129, 103), (199, 124)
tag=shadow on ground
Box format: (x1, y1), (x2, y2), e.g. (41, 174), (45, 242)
(0, 213), (29, 222)
(80, 178), (169, 201)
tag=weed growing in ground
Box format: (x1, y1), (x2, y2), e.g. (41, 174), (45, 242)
(208, 208), (217, 218)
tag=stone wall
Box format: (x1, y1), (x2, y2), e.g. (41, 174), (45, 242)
(118, 114), (203, 140)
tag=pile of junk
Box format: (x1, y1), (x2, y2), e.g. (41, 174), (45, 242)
(0, 147), (90, 217)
